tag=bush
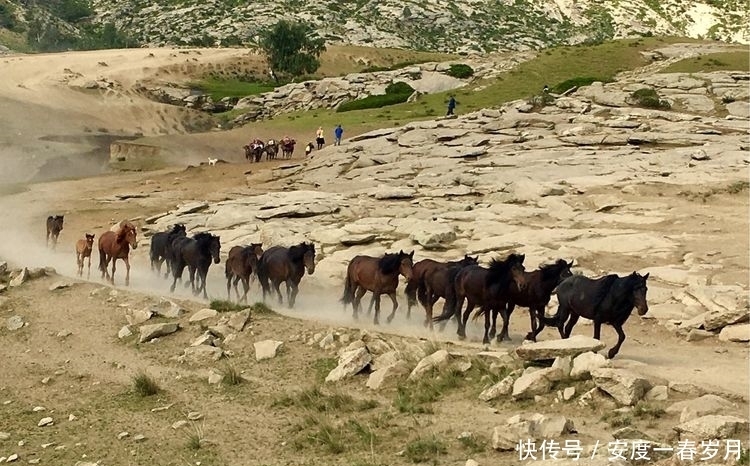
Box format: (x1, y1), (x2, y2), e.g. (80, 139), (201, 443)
(337, 81), (415, 113)
(0, 1), (18, 31)
(630, 87), (671, 109)
(444, 63), (474, 79)
(552, 76), (611, 94)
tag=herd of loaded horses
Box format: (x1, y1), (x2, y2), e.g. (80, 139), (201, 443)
(46, 215), (651, 359)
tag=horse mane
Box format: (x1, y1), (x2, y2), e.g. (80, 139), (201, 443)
(540, 259), (569, 280)
(591, 274), (620, 307)
(378, 253), (404, 275)
(193, 232), (215, 245)
(288, 242), (313, 261)
(116, 222), (135, 241)
(486, 255), (520, 287)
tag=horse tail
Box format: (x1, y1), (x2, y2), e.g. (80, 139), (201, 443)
(341, 272), (355, 305)
(256, 256), (270, 292)
(405, 276), (418, 307)
(224, 256), (233, 280)
(416, 279), (428, 308)
(432, 266), (463, 323)
(98, 244), (106, 273)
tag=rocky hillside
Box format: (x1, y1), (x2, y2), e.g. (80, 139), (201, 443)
(2, 0), (749, 52)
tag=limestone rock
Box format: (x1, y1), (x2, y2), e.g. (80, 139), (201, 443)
(139, 323), (179, 343)
(718, 323), (750, 342)
(189, 308), (218, 323)
(590, 368), (652, 406)
(366, 361), (409, 390)
(479, 375), (514, 401)
(408, 350), (451, 380)
(570, 351), (609, 379)
(254, 340), (283, 361)
(674, 415), (749, 441)
(515, 335), (606, 361)
(325, 347), (372, 382)
(512, 368), (561, 399)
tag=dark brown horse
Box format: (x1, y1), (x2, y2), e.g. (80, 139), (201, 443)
(98, 222), (138, 286)
(414, 255), (479, 329)
(488, 259), (575, 343)
(244, 141), (264, 163)
(46, 215), (64, 249)
(538, 272), (650, 359)
(169, 232), (221, 299)
(405, 255), (478, 318)
(75, 233), (95, 278)
(341, 250), (414, 325)
(265, 139), (279, 160)
(257, 242), (316, 308)
(225, 243), (264, 303)
(433, 253), (526, 344)
(280, 138), (296, 159)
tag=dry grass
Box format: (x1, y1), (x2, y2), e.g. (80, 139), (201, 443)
(131, 371), (161, 397)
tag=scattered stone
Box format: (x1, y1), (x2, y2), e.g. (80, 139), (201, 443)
(254, 340), (283, 361)
(117, 432), (129, 440)
(551, 356), (572, 378)
(6, 316), (24, 331)
(133, 434), (145, 442)
(515, 335), (606, 361)
(669, 381), (707, 397)
(591, 368), (652, 406)
(674, 415), (749, 441)
(512, 368), (562, 400)
(366, 361), (409, 390)
(9, 268), (28, 287)
(68, 414), (76, 421)
(48, 281), (72, 291)
(32, 406), (45, 412)
(41, 377), (51, 385)
(138, 322), (179, 343)
(479, 375), (514, 401)
(667, 394), (737, 422)
(187, 412), (202, 421)
(563, 386), (576, 401)
(182, 345), (223, 362)
(207, 370), (223, 385)
(325, 347), (372, 382)
(612, 426), (652, 440)
(570, 351), (609, 380)
(686, 329), (714, 342)
(125, 308), (153, 326)
(172, 420), (188, 429)
(466, 459), (479, 466)
(189, 308), (218, 323)
(150, 299), (186, 318)
(0, 432), (9, 440)
(408, 350), (451, 380)
(227, 309), (251, 331)
(718, 323), (750, 342)
(644, 385), (668, 401)
(6, 454), (17, 462)
(118, 325), (133, 339)
(37, 417), (53, 427)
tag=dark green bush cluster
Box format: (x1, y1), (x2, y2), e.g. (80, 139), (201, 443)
(630, 88), (671, 109)
(336, 81), (415, 113)
(444, 63), (474, 79)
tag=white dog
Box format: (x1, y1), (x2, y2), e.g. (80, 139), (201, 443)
(208, 157), (218, 166)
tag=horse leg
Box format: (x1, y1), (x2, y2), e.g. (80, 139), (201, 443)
(593, 320), (602, 341)
(482, 305), (492, 345)
(273, 280), (283, 305)
(563, 314), (579, 339)
(352, 287), (367, 320)
(458, 301), (475, 340)
(86, 255), (91, 279)
(240, 277), (250, 304)
(386, 292), (398, 324)
(608, 324), (626, 359)
(289, 280), (299, 309)
(123, 256), (131, 287)
(499, 303), (515, 342)
(226, 274), (232, 301)
(489, 306), (499, 340)
(372, 293), (382, 325)
(76, 253), (82, 277)
(201, 269), (209, 300)
(109, 257), (117, 285)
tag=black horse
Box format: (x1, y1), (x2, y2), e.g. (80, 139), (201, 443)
(538, 272), (650, 359)
(257, 242), (316, 308)
(46, 215), (64, 249)
(149, 224), (187, 277)
(433, 253), (527, 344)
(169, 232), (221, 299)
(405, 254), (478, 319)
(490, 259), (575, 343)
(416, 256), (479, 329)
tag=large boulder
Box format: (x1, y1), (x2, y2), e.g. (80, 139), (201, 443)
(512, 368), (562, 399)
(674, 415), (749, 441)
(139, 323), (179, 343)
(408, 350), (451, 380)
(515, 335), (606, 361)
(666, 395), (738, 422)
(325, 347), (372, 383)
(570, 351), (610, 379)
(590, 368), (652, 406)
(718, 324), (750, 342)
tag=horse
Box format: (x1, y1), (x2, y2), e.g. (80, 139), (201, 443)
(243, 141), (264, 163)
(265, 139), (279, 160)
(416, 256), (479, 329)
(75, 233), (95, 278)
(433, 253), (526, 344)
(46, 215), (64, 249)
(98, 222), (138, 286)
(169, 232), (221, 299)
(341, 250), (414, 325)
(405, 254), (478, 319)
(281, 138), (296, 159)
(488, 259), (574, 343)
(537, 272), (650, 359)
(149, 224), (187, 278)
(225, 243), (264, 303)
(257, 242), (316, 308)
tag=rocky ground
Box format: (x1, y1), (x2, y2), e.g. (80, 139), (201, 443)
(0, 44), (748, 465)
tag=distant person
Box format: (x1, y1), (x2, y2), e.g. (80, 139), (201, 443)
(543, 84), (549, 94)
(334, 124), (343, 146)
(316, 127), (325, 150)
(305, 142), (314, 156)
(446, 95), (456, 116)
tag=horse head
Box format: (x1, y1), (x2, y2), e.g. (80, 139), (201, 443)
(85, 233), (95, 247)
(397, 250), (415, 280)
(172, 224), (187, 235)
(210, 235), (222, 264)
(50, 215), (64, 231)
(302, 242), (316, 275)
(501, 253), (526, 291)
(631, 272), (650, 316)
(121, 223), (138, 249)
(250, 242), (264, 259)
(460, 255), (479, 267)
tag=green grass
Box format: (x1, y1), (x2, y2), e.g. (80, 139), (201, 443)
(189, 78), (276, 101)
(312, 357), (338, 383)
(272, 386), (378, 413)
(661, 51), (750, 73)
(630, 87), (671, 109)
(552, 76), (612, 93)
(228, 37), (694, 138)
(404, 435), (448, 463)
(221, 364), (244, 386)
(209, 299), (245, 312)
(131, 371), (161, 397)
(393, 368), (463, 414)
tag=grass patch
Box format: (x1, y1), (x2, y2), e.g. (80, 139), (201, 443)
(272, 386), (378, 413)
(601, 411), (632, 428)
(629, 87), (671, 109)
(221, 364), (244, 386)
(443, 63), (474, 79)
(250, 301), (274, 314)
(189, 78), (275, 101)
(185, 422), (206, 450)
(661, 51), (749, 73)
(291, 415), (380, 455)
(394, 368), (463, 414)
(457, 432), (488, 454)
(337, 81), (416, 113)
(313, 357), (338, 383)
(404, 435), (448, 463)
(739, 448), (749, 466)
(209, 299), (245, 313)
(726, 180), (750, 194)
(632, 402), (665, 420)
(552, 76), (611, 93)
(131, 371), (161, 397)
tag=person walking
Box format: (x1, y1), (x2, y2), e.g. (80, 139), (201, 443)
(316, 126), (325, 150)
(446, 95), (456, 116)
(334, 124), (343, 146)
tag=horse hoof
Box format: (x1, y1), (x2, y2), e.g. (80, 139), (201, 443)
(457, 335), (466, 341)
(607, 349), (617, 359)
(386, 316), (394, 324)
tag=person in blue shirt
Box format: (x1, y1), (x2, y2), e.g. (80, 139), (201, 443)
(447, 95), (456, 116)
(334, 124), (344, 146)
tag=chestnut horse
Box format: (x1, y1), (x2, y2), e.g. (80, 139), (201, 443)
(416, 256), (479, 329)
(225, 243), (264, 303)
(405, 254), (478, 319)
(280, 138), (296, 159)
(341, 250), (414, 325)
(75, 233), (95, 278)
(98, 222), (138, 286)
(257, 242), (316, 308)
(46, 215), (64, 249)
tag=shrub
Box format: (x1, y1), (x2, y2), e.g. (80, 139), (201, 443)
(337, 81), (415, 113)
(132, 371), (160, 397)
(444, 63), (474, 79)
(629, 87), (671, 109)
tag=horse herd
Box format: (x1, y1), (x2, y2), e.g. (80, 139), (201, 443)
(46, 217), (652, 359)
(243, 138), (297, 163)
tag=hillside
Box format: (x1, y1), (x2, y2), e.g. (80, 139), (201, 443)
(1, 0), (749, 53)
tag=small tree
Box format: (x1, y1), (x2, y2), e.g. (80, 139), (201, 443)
(260, 20), (326, 82)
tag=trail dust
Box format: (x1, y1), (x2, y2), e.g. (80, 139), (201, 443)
(0, 219), (747, 399)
